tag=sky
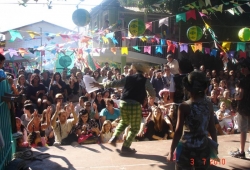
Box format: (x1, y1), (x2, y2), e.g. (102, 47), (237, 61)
(0, 0), (103, 32)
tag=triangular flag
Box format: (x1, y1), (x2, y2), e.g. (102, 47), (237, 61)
(8, 49), (18, 57)
(222, 42), (231, 51)
(198, 0), (205, 8)
(205, 0), (211, 6)
(239, 51), (246, 59)
(121, 47), (128, 55)
(111, 37), (118, 44)
(87, 53), (96, 71)
(140, 36), (147, 42)
(176, 13), (186, 22)
(236, 6), (244, 14)
(227, 9), (234, 15)
(186, 4), (194, 9)
(191, 2), (199, 9)
(146, 22), (152, 31)
(155, 46), (163, 54)
(9, 30), (23, 42)
(227, 51), (235, 59)
(102, 36), (109, 44)
(167, 40), (175, 53)
(180, 44), (188, 53)
(202, 9), (208, 14)
(110, 47), (116, 54)
(191, 45), (196, 52)
(186, 10), (196, 20)
(237, 42), (246, 51)
(194, 43), (202, 51)
(159, 17), (169, 27)
(210, 49), (218, 57)
(106, 32), (114, 39)
(161, 39), (166, 45)
(144, 46), (151, 54)
(204, 48), (210, 54)
(133, 46), (141, 52)
(26, 31), (40, 39)
(18, 48), (28, 56)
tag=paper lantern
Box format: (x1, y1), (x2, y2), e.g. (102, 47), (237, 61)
(186, 26), (203, 41)
(128, 19), (146, 36)
(238, 27), (250, 41)
(72, 9), (90, 27)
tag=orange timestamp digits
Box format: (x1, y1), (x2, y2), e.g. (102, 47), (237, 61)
(190, 158), (226, 165)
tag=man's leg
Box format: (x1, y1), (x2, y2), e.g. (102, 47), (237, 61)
(123, 103), (141, 148)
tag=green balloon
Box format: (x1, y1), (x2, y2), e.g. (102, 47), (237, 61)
(128, 19), (146, 36)
(186, 26), (203, 41)
(72, 9), (90, 27)
(238, 28), (250, 41)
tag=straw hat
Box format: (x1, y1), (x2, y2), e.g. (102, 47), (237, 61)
(131, 63), (149, 73)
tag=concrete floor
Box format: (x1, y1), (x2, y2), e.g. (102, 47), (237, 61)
(23, 134), (250, 170)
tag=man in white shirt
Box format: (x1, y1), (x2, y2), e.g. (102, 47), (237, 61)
(163, 65), (175, 103)
(51, 102), (78, 145)
(166, 54), (180, 75)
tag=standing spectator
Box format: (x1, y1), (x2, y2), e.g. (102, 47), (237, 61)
(150, 70), (166, 99)
(163, 65), (175, 102)
(166, 54), (179, 75)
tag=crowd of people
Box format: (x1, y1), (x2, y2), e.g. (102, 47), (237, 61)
(0, 52), (250, 168)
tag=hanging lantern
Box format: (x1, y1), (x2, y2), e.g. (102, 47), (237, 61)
(128, 19), (146, 36)
(72, 9), (90, 27)
(238, 27), (250, 41)
(186, 26), (203, 41)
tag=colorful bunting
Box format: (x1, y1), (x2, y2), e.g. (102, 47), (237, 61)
(155, 46), (163, 54)
(191, 45), (196, 52)
(159, 17), (169, 27)
(204, 48), (210, 54)
(9, 30), (23, 42)
(161, 39), (166, 45)
(180, 44), (188, 53)
(121, 47), (128, 55)
(210, 49), (218, 57)
(144, 46), (151, 54)
(222, 42), (231, 51)
(146, 22), (152, 31)
(133, 46), (141, 52)
(18, 48), (28, 56)
(198, 0), (205, 8)
(26, 31), (40, 39)
(194, 43), (202, 51)
(239, 51), (246, 59)
(186, 10), (196, 20)
(0, 48), (4, 55)
(237, 42), (246, 51)
(110, 47), (116, 54)
(227, 51), (235, 59)
(8, 49), (18, 57)
(176, 13), (186, 22)
(205, 0), (212, 6)
(191, 2), (199, 9)
(167, 40), (175, 53)
(87, 53), (96, 71)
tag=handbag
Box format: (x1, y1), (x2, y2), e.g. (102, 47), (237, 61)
(59, 123), (78, 145)
(78, 133), (99, 144)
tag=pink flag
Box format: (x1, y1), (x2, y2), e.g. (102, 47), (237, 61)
(144, 46), (151, 54)
(145, 22), (152, 32)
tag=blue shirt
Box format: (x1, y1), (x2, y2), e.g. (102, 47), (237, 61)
(100, 108), (120, 121)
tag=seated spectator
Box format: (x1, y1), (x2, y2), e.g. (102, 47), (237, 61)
(220, 90), (232, 109)
(93, 92), (106, 113)
(74, 96), (86, 115)
(27, 74), (47, 104)
(84, 101), (99, 121)
(75, 108), (100, 144)
(216, 102), (234, 134)
(16, 74), (29, 95)
(21, 100), (35, 128)
(16, 117), (29, 147)
(51, 102), (78, 145)
(49, 72), (66, 103)
(28, 131), (43, 148)
(40, 108), (54, 146)
(100, 120), (113, 143)
(144, 107), (169, 140)
(37, 94), (53, 114)
(100, 99), (120, 126)
(164, 104), (178, 139)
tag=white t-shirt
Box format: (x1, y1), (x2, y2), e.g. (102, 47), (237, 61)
(167, 59), (179, 75)
(52, 119), (74, 144)
(163, 74), (175, 92)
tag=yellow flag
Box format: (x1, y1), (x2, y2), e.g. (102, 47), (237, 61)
(26, 31), (40, 38)
(205, 23), (210, 29)
(222, 42), (231, 51)
(191, 45), (196, 52)
(140, 36), (147, 42)
(121, 47), (128, 55)
(102, 36), (109, 44)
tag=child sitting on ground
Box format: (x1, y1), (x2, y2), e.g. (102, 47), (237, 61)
(100, 120), (113, 143)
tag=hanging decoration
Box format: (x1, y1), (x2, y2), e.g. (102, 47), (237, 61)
(186, 26), (203, 41)
(238, 27), (250, 41)
(72, 9), (90, 27)
(128, 19), (146, 36)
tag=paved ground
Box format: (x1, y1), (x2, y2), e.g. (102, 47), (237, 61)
(23, 134), (250, 170)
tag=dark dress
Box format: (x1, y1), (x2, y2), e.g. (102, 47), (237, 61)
(27, 84), (47, 103)
(144, 120), (169, 140)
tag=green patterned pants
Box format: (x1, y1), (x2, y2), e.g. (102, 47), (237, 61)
(113, 100), (142, 147)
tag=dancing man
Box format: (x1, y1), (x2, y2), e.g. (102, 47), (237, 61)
(91, 63), (156, 154)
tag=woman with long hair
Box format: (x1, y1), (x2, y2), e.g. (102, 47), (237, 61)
(144, 107), (169, 140)
(167, 71), (217, 170)
(93, 92), (106, 113)
(16, 74), (29, 95)
(27, 74), (47, 104)
(49, 72), (66, 103)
